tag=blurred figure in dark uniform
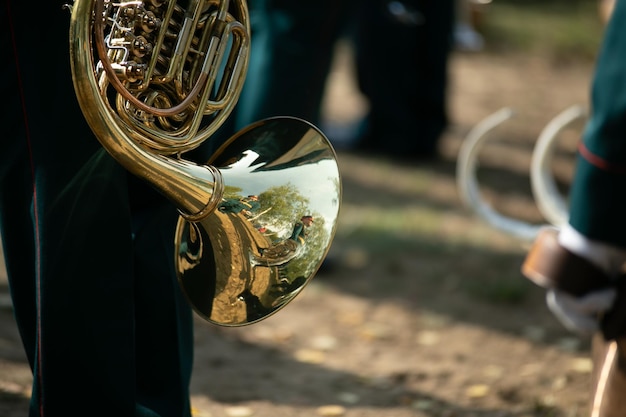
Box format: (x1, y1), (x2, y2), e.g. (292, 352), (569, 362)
(353, 0), (455, 160)
(219, 194), (261, 216)
(289, 215), (314, 244)
(220, 0), (355, 134)
(215, 0), (454, 163)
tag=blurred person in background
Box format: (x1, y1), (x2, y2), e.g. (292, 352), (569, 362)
(217, 0), (355, 137)
(218, 0), (456, 164)
(454, 0), (487, 52)
(522, 1), (626, 414)
(351, 0), (455, 161)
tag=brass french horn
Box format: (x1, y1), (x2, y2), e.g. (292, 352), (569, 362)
(69, 0), (341, 326)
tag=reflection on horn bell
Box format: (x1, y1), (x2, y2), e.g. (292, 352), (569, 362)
(176, 118), (340, 326)
(69, 0), (341, 326)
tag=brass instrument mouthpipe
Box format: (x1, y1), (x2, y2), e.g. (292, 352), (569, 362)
(71, 0), (223, 220)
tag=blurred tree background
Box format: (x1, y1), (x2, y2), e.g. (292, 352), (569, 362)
(476, 0), (604, 63)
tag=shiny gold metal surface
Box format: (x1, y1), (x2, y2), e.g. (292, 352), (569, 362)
(69, 0), (341, 325)
(177, 117), (340, 325)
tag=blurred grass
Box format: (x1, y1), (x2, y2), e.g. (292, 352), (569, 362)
(335, 198), (534, 304)
(480, 0), (605, 63)
(460, 267), (531, 304)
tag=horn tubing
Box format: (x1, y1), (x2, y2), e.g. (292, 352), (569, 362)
(531, 104), (587, 227)
(70, 0), (223, 219)
(456, 107), (545, 241)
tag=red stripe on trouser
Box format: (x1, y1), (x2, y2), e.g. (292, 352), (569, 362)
(579, 142), (626, 175)
(6, 0), (45, 414)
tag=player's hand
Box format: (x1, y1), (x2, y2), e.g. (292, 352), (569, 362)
(546, 287), (617, 335)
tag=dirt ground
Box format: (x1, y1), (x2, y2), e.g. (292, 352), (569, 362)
(0, 39), (601, 416)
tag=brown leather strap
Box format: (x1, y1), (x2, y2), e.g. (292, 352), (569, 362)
(522, 228), (612, 296)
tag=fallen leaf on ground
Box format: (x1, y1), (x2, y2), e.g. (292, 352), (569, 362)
(465, 384), (490, 398)
(317, 404), (347, 416)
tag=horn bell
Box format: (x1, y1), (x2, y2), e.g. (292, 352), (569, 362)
(176, 117), (340, 326)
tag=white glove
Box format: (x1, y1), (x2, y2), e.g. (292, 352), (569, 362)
(545, 224), (626, 335)
(546, 287), (617, 335)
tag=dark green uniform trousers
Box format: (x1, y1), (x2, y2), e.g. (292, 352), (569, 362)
(214, 0), (354, 143)
(353, 0), (455, 157)
(1, 2), (194, 416)
(215, 0), (453, 159)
